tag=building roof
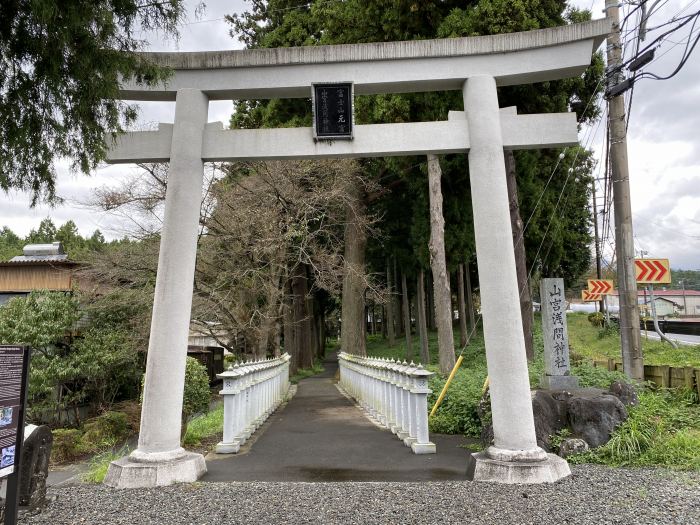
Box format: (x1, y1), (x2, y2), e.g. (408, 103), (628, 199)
(2, 242), (74, 265)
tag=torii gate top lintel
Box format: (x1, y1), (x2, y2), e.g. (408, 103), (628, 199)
(119, 18), (611, 101)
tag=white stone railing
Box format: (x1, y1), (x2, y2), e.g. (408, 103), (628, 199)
(216, 353), (291, 454)
(337, 352), (436, 454)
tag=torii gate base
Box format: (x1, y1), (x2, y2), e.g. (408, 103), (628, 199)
(102, 19), (609, 488)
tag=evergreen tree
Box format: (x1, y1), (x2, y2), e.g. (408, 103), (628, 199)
(0, 0), (188, 204)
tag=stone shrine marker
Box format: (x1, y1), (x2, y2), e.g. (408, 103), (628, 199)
(540, 278), (579, 390)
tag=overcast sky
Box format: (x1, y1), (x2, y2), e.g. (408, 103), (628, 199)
(1, 0), (698, 270)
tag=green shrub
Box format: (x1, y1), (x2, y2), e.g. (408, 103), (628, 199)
(51, 428), (83, 464)
(570, 361), (629, 388)
(80, 411), (130, 454)
(587, 312), (604, 327)
(428, 365), (486, 436)
(183, 357), (211, 419)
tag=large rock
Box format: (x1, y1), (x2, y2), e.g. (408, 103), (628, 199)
(480, 391), (568, 452)
(559, 438), (589, 458)
(480, 388), (628, 452)
(567, 392), (628, 448)
(531, 391), (568, 451)
(608, 380), (639, 406)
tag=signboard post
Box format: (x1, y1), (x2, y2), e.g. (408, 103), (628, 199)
(587, 279), (614, 322)
(312, 83), (354, 140)
(0, 345), (31, 525)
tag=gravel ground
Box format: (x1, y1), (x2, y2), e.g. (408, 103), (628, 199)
(18, 465), (700, 525)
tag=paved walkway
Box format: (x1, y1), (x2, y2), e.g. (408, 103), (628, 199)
(203, 353), (473, 482)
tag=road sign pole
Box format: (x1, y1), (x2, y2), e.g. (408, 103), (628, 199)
(591, 177), (604, 314)
(648, 285), (678, 349)
(606, 0), (643, 380)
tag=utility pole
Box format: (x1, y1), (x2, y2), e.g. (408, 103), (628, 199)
(605, 0), (644, 380)
(591, 177), (604, 314)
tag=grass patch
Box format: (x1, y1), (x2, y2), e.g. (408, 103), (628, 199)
(569, 389), (700, 470)
(566, 312), (700, 367)
(182, 403), (224, 446)
(290, 359), (325, 384)
(82, 447), (128, 483)
(361, 318), (700, 470)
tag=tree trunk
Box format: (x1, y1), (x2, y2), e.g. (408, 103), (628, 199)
(427, 272), (436, 331)
(401, 271), (413, 361)
(394, 257), (402, 336)
(457, 263), (468, 347)
(505, 150), (534, 361)
(283, 279), (297, 375)
(340, 177), (368, 356)
(291, 263), (314, 370)
(465, 259), (476, 333)
(273, 319), (281, 357)
(426, 154), (456, 373)
(417, 270), (430, 365)
(371, 302), (377, 335)
(386, 258), (396, 346)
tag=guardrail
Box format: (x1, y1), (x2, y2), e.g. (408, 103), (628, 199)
(337, 352), (436, 454)
(215, 353), (291, 453)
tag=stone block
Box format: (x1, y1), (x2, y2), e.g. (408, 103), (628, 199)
(559, 438), (589, 458)
(410, 442), (436, 454)
(540, 374), (579, 390)
(466, 452), (571, 484)
(104, 452), (206, 489)
(215, 441), (240, 454)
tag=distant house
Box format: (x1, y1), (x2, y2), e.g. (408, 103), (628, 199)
(0, 242), (79, 305)
(607, 289), (700, 317)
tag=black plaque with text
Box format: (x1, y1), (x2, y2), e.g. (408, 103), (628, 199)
(312, 83), (353, 140)
(1, 345), (30, 525)
(0, 345), (29, 480)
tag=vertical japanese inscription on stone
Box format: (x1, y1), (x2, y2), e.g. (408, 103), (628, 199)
(312, 83), (353, 140)
(540, 279), (578, 389)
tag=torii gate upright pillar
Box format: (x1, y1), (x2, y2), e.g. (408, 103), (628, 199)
(464, 76), (569, 482)
(104, 89), (209, 488)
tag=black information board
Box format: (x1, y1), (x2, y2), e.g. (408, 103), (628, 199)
(0, 345), (30, 480)
(312, 83), (353, 140)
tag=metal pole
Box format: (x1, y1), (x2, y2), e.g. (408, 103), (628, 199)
(605, 0), (643, 380)
(681, 280), (688, 316)
(591, 178), (604, 314)
(649, 285), (678, 349)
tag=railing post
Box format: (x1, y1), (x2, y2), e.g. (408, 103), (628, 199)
(397, 361), (411, 441)
(403, 363), (418, 447)
(409, 365), (436, 454)
(216, 366), (243, 453)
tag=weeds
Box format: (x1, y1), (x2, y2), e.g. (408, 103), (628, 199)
(290, 360), (325, 384)
(182, 403), (224, 446)
(82, 447), (128, 483)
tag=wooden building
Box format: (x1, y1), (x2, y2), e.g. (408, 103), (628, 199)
(0, 242), (79, 304)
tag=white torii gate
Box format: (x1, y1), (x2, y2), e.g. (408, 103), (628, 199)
(103, 19), (610, 488)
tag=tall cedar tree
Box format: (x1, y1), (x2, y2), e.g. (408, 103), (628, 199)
(0, 0), (189, 204)
(227, 1), (604, 348)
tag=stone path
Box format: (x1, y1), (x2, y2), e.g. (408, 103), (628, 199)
(203, 353), (474, 482)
